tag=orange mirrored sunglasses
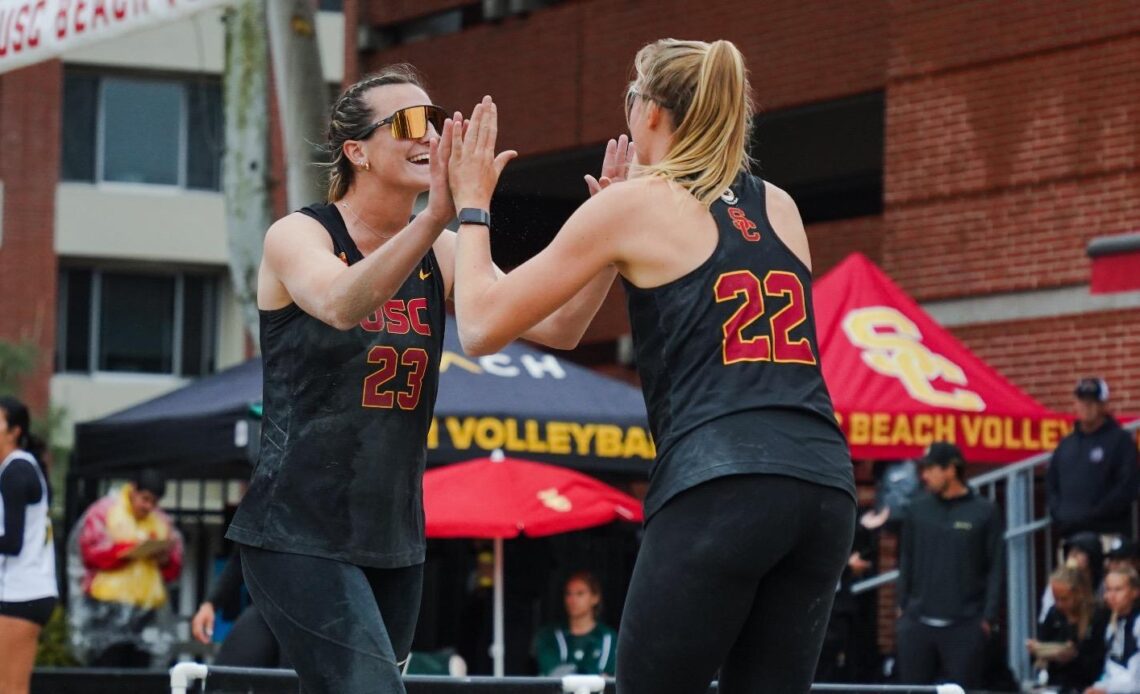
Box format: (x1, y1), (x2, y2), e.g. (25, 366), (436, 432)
(356, 105), (448, 141)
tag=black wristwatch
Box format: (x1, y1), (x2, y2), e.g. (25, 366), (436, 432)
(457, 208), (491, 227)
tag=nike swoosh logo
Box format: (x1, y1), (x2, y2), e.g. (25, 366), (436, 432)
(419, 269), (432, 280)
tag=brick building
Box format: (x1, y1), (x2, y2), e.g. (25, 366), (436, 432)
(0, 3), (347, 439)
(352, 0), (1140, 416)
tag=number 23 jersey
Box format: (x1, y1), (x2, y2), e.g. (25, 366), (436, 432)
(227, 202), (445, 568)
(624, 173), (855, 519)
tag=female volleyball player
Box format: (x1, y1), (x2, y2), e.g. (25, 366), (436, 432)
(449, 39), (857, 693)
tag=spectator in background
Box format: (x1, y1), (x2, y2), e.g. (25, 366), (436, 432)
(1106, 540), (1140, 577)
(1029, 565), (1109, 693)
(191, 548), (284, 667)
(1043, 534), (1106, 624)
(1048, 378), (1139, 543)
(71, 468), (183, 667)
(897, 442), (1003, 689)
(0, 396), (58, 694)
(1085, 566), (1140, 694)
(533, 571), (617, 677)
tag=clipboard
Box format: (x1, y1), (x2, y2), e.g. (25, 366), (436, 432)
(123, 538), (174, 560)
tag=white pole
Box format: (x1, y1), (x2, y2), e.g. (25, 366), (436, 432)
(169, 661), (209, 694)
(492, 536), (505, 677)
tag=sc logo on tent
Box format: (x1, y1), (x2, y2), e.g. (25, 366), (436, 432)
(842, 307), (985, 412)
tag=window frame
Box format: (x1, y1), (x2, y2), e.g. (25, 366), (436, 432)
(63, 69), (221, 192)
(56, 266), (219, 378)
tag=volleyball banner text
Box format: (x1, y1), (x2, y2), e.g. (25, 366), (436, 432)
(429, 417), (657, 461)
(838, 411), (1073, 460)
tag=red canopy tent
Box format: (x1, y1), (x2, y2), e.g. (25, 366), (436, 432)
(813, 253), (1071, 464)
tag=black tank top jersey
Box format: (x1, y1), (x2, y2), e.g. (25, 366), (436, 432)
(226, 203), (445, 568)
(623, 173), (855, 519)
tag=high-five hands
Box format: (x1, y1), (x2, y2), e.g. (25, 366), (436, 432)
(423, 113), (457, 224)
(584, 134), (635, 196)
(448, 96), (518, 211)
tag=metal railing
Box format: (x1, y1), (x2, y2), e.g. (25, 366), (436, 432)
(851, 419), (1140, 685)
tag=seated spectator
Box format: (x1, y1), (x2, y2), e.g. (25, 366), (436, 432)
(1043, 534), (1105, 622)
(1048, 378), (1139, 541)
(1029, 565), (1108, 693)
(1085, 567), (1140, 694)
(1106, 540), (1140, 577)
(533, 571), (616, 677)
(68, 469), (183, 667)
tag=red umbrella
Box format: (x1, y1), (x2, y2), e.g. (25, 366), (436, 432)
(423, 450), (643, 675)
(424, 451), (643, 538)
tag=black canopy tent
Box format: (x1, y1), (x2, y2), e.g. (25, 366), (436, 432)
(66, 319), (652, 658)
(71, 317), (652, 483)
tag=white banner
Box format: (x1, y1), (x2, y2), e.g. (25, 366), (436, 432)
(0, 0), (234, 74)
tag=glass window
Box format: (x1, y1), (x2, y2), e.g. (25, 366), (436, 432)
(98, 273), (176, 373)
(58, 268), (93, 372)
(186, 81), (223, 191)
(180, 275), (216, 376)
(61, 71), (222, 190)
(57, 268), (218, 376)
(101, 79), (183, 185)
(61, 73), (98, 182)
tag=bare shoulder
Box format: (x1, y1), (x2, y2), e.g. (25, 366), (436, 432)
(762, 181), (812, 272)
(264, 211), (333, 253)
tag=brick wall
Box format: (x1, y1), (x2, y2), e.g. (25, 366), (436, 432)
(365, 0), (889, 157)
(882, 3), (1140, 301)
(951, 308), (1140, 414)
(0, 61), (61, 412)
(807, 215), (885, 278)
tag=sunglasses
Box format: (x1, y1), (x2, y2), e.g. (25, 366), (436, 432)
(356, 105), (448, 141)
(625, 86), (639, 120)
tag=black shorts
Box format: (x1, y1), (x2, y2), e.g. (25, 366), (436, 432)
(0, 596), (57, 627)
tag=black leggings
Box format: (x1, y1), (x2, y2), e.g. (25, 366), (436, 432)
(240, 545), (423, 694)
(616, 474), (855, 694)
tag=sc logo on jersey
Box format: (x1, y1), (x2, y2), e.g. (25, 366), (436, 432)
(842, 306), (985, 411)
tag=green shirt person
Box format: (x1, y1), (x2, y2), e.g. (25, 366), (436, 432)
(533, 571), (617, 676)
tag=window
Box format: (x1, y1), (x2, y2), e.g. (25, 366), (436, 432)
(62, 72), (223, 190)
(751, 92), (884, 224)
(56, 268), (219, 376)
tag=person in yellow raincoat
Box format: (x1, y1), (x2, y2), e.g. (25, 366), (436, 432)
(71, 468), (183, 667)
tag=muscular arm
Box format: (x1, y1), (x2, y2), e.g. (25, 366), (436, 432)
(261, 209), (450, 330)
(453, 186), (635, 356)
(0, 460), (42, 555)
(261, 122), (455, 330)
(434, 230), (618, 350)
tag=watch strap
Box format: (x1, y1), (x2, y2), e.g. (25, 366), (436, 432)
(457, 208), (491, 227)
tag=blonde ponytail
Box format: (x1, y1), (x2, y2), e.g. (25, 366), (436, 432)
(632, 39), (754, 207)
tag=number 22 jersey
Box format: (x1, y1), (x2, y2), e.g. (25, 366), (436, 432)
(227, 202), (445, 568)
(623, 173), (855, 519)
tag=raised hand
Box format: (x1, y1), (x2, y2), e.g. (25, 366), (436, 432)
(424, 114), (458, 224)
(448, 96), (518, 210)
(584, 134), (635, 196)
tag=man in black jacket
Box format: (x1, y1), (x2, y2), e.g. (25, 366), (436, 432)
(1047, 378), (1139, 540)
(897, 442), (1003, 688)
